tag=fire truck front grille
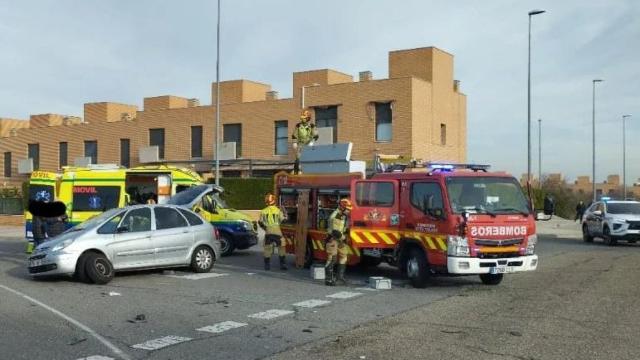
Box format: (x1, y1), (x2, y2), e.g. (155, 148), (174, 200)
(474, 238), (523, 246)
(477, 252), (520, 259)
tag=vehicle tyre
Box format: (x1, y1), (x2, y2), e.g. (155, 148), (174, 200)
(74, 253), (91, 284)
(303, 240), (314, 269)
(84, 253), (114, 285)
(219, 233), (235, 257)
(359, 255), (383, 268)
(405, 247), (429, 288)
(602, 226), (617, 246)
(582, 225), (594, 243)
(479, 273), (504, 285)
(191, 245), (215, 273)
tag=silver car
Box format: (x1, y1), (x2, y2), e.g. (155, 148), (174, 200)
(28, 204), (220, 284)
(582, 200), (640, 246)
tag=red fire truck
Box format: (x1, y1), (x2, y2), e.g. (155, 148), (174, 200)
(275, 163), (539, 287)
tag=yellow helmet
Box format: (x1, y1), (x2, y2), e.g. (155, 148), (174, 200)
(300, 110), (311, 121)
(265, 193), (276, 206)
(339, 198), (353, 211)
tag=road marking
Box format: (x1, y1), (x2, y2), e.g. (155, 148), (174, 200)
(131, 335), (192, 351)
(248, 309), (294, 320)
(197, 321), (248, 334)
(355, 287), (379, 292)
(77, 356), (115, 360)
(166, 272), (228, 280)
(292, 299), (332, 308)
(0, 284), (131, 360)
(326, 291), (363, 299)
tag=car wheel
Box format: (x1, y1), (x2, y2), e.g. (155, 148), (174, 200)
(582, 225), (594, 243)
(73, 253), (91, 283)
(603, 226), (617, 246)
(405, 247), (429, 288)
(191, 245), (215, 273)
(479, 273), (504, 285)
(84, 253), (114, 285)
(219, 233), (235, 257)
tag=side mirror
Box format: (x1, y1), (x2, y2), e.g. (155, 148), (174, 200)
(116, 226), (129, 233)
(423, 195), (445, 219)
(194, 207), (201, 213)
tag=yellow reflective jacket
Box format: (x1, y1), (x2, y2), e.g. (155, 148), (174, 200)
(259, 205), (284, 236)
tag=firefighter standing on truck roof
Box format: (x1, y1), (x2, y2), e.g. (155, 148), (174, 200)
(259, 194), (288, 271)
(291, 110), (319, 174)
(325, 198), (352, 286)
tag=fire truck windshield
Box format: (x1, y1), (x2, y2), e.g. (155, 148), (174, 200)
(446, 177), (530, 216)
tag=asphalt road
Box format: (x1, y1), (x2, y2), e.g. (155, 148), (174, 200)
(0, 219), (638, 360)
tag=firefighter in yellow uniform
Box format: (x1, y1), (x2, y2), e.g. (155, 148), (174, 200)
(291, 110), (319, 174)
(259, 194), (288, 271)
(325, 199), (352, 286)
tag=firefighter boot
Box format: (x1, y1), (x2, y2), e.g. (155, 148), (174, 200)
(336, 264), (348, 286)
(264, 257), (271, 271)
(279, 256), (288, 270)
(324, 264), (335, 286)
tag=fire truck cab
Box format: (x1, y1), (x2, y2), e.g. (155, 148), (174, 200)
(275, 163), (539, 287)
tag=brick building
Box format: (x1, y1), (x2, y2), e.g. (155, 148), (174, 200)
(0, 46), (466, 185)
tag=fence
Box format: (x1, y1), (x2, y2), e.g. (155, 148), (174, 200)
(0, 198), (23, 215)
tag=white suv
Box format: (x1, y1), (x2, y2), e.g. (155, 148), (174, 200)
(582, 200), (640, 246)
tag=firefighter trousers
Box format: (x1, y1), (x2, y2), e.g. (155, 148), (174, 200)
(263, 234), (286, 258)
(325, 238), (348, 266)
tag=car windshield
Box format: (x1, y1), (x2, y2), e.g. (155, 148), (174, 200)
(446, 176), (530, 215)
(69, 208), (124, 232)
(607, 203), (640, 214)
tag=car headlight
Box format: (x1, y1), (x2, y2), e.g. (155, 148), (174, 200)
(239, 220), (252, 231)
(51, 239), (75, 252)
(447, 236), (469, 257)
(525, 234), (537, 255)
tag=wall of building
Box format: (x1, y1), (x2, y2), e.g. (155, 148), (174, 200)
(0, 46), (467, 183)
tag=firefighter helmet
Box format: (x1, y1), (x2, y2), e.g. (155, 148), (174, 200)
(300, 110), (311, 122)
(339, 198), (353, 211)
(265, 193), (276, 206)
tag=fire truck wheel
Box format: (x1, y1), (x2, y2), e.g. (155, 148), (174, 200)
(406, 247), (429, 288)
(479, 273), (504, 285)
(582, 225), (594, 243)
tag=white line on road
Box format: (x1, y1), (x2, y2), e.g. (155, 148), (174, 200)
(326, 291), (363, 299)
(165, 272), (228, 280)
(197, 321), (248, 334)
(355, 287), (379, 292)
(131, 335), (192, 351)
(0, 284), (131, 360)
(248, 309), (294, 320)
(292, 299), (332, 308)
(76, 356), (115, 360)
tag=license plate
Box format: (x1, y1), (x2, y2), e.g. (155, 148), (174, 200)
(490, 266), (515, 274)
(29, 259), (44, 267)
(362, 248), (382, 258)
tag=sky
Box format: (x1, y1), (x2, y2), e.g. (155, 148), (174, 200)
(1, 0), (638, 183)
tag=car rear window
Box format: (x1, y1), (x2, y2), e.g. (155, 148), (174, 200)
(177, 208), (204, 226)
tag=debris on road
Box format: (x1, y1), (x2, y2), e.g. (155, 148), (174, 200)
(127, 314), (147, 323)
(67, 337), (87, 346)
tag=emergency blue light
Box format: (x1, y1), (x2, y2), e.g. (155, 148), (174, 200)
(601, 196), (611, 202)
(429, 164), (455, 171)
(426, 162), (491, 172)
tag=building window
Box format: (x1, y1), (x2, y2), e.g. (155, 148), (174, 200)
(315, 106), (338, 143)
(28, 143), (39, 170)
(191, 126), (203, 158)
(440, 124), (446, 145)
(375, 102), (392, 142)
(120, 139), (130, 168)
(4, 152), (11, 177)
(149, 128), (165, 159)
(274, 121), (288, 155)
(59, 142), (68, 168)
(84, 140), (98, 164)
(223, 124), (242, 158)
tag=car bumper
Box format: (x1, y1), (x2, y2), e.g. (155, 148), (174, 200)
(447, 255), (538, 274)
(234, 232), (258, 249)
(611, 228), (640, 240)
(28, 252), (78, 276)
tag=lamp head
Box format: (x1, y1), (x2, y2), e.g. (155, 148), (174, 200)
(528, 9), (546, 16)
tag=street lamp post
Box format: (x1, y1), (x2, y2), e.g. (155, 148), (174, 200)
(592, 79), (603, 202)
(527, 9), (545, 187)
(214, 0), (221, 186)
(538, 118), (542, 186)
(623, 114), (632, 199)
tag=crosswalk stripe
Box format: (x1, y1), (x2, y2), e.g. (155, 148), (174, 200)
(197, 321), (248, 334)
(326, 291), (363, 299)
(248, 309), (294, 320)
(131, 335), (192, 351)
(292, 299), (332, 308)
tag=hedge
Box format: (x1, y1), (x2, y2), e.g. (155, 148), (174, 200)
(210, 178), (274, 210)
